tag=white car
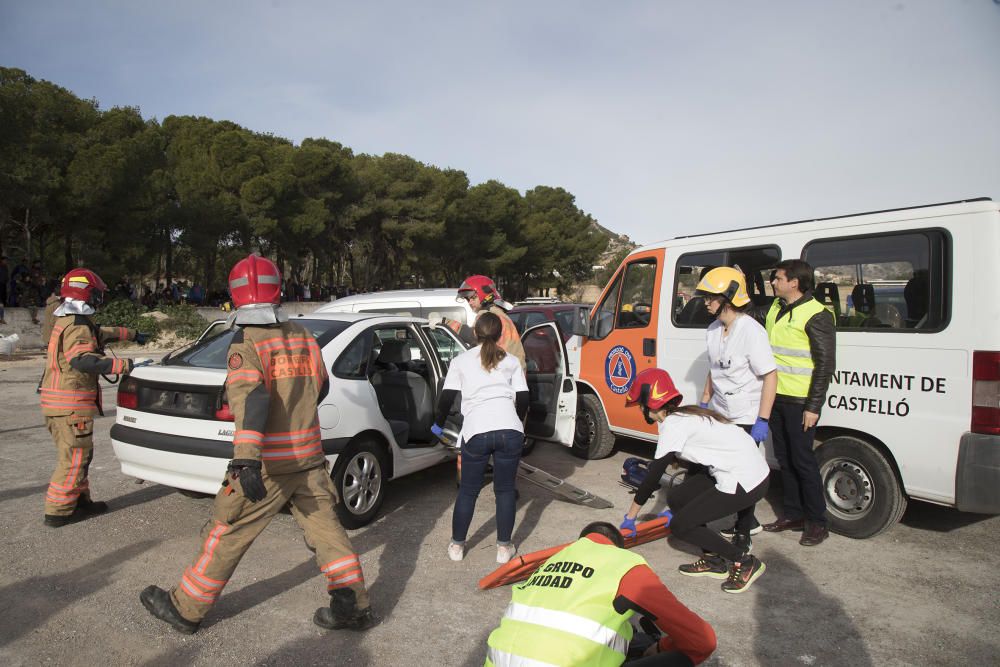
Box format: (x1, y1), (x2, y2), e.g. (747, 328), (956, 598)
(111, 312), (580, 528)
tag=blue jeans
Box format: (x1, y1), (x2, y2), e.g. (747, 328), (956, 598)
(452, 429), (523, 544)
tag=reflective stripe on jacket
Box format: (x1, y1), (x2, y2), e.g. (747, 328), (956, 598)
(486, 538), (645, 667)
(226, 322), (327, 474)
(765, 297), (826, 398)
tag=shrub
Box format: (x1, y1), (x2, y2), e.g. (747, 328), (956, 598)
(94, 299), (162, 341)
(160, 304), (211, 340)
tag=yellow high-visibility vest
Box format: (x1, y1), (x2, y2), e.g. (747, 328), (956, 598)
(765, 297), (826, 398)
(485, 538), (646, 667)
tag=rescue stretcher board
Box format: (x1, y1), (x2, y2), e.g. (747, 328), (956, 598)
(478, 516), (672, 590)
(516, 461), (615, 509)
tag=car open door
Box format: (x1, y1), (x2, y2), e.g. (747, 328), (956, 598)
(522, 322), (577, 446)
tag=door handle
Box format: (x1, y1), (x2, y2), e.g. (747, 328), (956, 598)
(643, 338), (656, 357)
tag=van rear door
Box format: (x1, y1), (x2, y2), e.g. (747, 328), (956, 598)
(523, 322), (577, 446)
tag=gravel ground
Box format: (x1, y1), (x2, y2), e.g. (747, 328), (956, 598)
(1, 354), (998, 666)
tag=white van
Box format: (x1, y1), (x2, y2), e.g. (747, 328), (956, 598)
(316, 288), (476, 326)
(517, 198), (1000, 538)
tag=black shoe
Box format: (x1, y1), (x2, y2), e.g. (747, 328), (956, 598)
(731, 532), (753, 556)
(314, 589), (379, 631)
(43, 499), (109, 527)
(799, 522), (830, 547)
(721, 556), (766, 594)
(140, 585), (200, 634)
(677, 553), (728, 579)
(721, 522), (762, 537)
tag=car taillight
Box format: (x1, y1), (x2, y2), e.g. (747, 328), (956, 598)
(972, 351), (1000, 435)
(215, 402), (235, 421)
(117, 377), (139, 410)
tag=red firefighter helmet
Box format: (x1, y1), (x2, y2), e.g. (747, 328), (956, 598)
(61, 269), (107, 306)
(626, 368), (683, 411)
(228, 254), (282, 308)
(457, 275), (499, 305)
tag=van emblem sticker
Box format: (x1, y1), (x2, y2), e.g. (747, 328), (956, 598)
(605, 346), (636, 395)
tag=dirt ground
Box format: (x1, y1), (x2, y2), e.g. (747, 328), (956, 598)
(1, 354), (998, 666)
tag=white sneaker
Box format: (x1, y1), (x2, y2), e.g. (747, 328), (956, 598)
(448, 542), (465, 561)
(496, 543), (517, 564)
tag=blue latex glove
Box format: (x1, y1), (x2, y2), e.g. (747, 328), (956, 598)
(430, 423), (444, 438)
(619, 515), (637, 538)
(698, 402), (708, 409)
(750, 417), (770, 443)
(656, 509), (673, 524)
(134, 332), (151, 345)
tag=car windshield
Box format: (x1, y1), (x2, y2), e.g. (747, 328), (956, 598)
(166, 319), (352, 369)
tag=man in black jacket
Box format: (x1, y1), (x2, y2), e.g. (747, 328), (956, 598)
(755, 260), (836, 546)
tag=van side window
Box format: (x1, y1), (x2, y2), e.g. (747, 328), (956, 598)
(591, 272), (623, 340)
(673, 246), (781, 328)
(803, 230), (949, 331)
(616, 260), (657, 329)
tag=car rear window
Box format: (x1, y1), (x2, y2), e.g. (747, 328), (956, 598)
(166, 319), (351, 369)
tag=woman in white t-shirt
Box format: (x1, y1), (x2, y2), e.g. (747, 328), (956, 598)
(694, 267), (777, 550)
(432, 312), (529, 565)
(619, 368), (770, 594)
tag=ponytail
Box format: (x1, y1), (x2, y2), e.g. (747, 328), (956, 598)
(475, 311), (507, 371)
(665, 404), (731, 424)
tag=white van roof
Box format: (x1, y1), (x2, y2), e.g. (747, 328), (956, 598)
(633, 197), (997, 253)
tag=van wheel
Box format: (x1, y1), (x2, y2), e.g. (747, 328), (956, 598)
(816, 436), (907, 539)
(332, 438), (388, 529)
(572, 394), (616, 460)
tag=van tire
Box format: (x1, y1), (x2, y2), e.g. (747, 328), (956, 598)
(572, 394), (616, 460)
(332, 438), (388, 529)
(816, 436), (907, 539)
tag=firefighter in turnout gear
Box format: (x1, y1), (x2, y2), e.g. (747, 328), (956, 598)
(141, 254), (375, 635)
(40, 268), (146, 527)
(442, 275), (526, 371)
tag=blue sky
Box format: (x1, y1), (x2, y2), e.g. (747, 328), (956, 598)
(1, 1), (998, 245)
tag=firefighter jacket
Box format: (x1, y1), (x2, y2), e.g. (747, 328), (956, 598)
(41, 294), (61, 349)
(487, 537), (646, 667)
(447, 305), (526, 371)
(40, 315), (136, 417)
(761, 293), (836, 412)
(226, 321), (328, 475)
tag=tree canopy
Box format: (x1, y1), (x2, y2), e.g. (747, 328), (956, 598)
(0, 67), (610, 299)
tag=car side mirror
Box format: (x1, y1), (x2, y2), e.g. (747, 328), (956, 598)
(571, 305), (590, 337)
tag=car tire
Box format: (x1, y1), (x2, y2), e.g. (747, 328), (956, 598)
(816, 435), (907, 539)
(332, 438), (388, 529)
(572, 394), (616, 460)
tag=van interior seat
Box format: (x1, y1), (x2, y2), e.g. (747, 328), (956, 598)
(370, 339), (435, 443)
(852, 284), (876, 315)
(815, 282), (841, 317)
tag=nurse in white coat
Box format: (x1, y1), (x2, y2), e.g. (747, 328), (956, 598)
(695, 267), (776, 553)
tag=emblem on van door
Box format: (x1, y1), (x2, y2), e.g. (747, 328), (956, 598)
(605, 345), (636, 395)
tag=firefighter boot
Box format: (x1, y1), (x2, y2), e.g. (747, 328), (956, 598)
(313, 589), (378, 631)
(140, 585), (200, 634)
(44, 497), (109, 527)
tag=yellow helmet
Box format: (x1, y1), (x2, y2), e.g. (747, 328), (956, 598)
(695, 267), (751, 307)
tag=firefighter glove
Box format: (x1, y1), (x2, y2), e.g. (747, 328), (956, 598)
(750, 417), (769, 444)
(228, 459), (266, 502)
(619, 515), (637, 538)
(135, 332), (151, 345)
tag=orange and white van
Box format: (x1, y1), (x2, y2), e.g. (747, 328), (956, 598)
(521, 198), (1000, 538)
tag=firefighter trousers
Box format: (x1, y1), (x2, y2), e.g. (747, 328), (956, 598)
(45, 415), (95, 516)
(171, 464), (369, 623)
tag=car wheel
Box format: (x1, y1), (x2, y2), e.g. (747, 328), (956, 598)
(332, 438), (388, 529)
(816, 436), (907, 539)
(571, 394), (616, 460)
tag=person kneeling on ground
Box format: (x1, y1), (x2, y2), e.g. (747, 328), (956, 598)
(620, 368), (770, 594)
(486, 521), (716, 666)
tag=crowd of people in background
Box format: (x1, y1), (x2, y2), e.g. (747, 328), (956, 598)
(0, 254), (368, 325)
